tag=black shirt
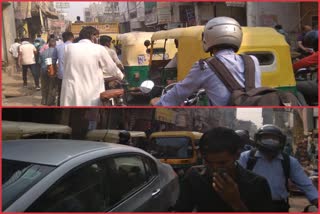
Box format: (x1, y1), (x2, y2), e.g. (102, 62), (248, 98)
(174, 163), (273, 212)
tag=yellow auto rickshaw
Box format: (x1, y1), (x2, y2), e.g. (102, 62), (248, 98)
(149, 26), (297, 93)
(2, 120), (72, 140)
(148, 131), (203, 174)
(118, 32), (177, 89)
(86, 129), (147, 148)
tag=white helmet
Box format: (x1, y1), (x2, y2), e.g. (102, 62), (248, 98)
(202, 17), (243, 52)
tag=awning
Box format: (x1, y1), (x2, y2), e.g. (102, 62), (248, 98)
(2, 2), (11, 7)
(226, 2), (246, 7)
(31, 3), (59, 19)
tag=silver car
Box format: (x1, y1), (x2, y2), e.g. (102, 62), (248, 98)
(3, 139), (179, 212)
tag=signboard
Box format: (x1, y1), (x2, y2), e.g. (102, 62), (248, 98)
(226, 2), (246, 7)
(260, 15), (278, 26)
(157, 2), (171, 24)
(71, 22), (119, 35)
(145, 2), (157, 25)
(55, 2), (70, 9)
(155, 109), (176, 124)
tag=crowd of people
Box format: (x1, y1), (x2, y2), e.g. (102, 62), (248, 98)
(8, 17), (318, 106)
(9, 26), (124, 106)
(120, 125), (318, 212)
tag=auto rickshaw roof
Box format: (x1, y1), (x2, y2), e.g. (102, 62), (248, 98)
(151, 26), (201, 41)
(152, 26), (288, 47)
(86, 129), (146, 142)
(117, 32), (155, 45)
(150, 131), (203, 139)
(2, 120), (72, 139)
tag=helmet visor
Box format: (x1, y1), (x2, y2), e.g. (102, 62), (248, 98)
(258, 134), (282, 152)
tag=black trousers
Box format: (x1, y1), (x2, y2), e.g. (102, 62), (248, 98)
(272, 200), (290, 212)
(57, 78), (62, 106)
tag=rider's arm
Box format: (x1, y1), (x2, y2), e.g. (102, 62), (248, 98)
(155, 61), (206, 106)
(289, 156), (318, 203)
(293, 52), (318, 71)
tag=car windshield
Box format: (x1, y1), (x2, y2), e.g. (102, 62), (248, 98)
(2, 159), (55, 210)
(149, 137), (192, 159)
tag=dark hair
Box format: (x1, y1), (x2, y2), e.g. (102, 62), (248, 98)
(99, 35), (112, 46)
(274, 24), (282, 30)
(77, 16), (81, 20)
(21, 38), (30, 42)
(199, 127), (242, 156)
(79, 26), (99, 40)
(47, 38), (56, 47)
(37, 34), (41, 37)
(62, 31), (74, 42)
(73, 37), (81, 43)
(14, 38), (20, 43)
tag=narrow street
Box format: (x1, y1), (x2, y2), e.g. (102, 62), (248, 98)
(2, 69), (42, 106)
(2, 67), (151, 106)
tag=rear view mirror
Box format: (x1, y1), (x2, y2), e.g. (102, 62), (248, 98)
(140, 80), (155, 94)
(144, 40), (151, 48)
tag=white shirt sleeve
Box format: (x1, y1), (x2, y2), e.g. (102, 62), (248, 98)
(100, 46), (124, 80)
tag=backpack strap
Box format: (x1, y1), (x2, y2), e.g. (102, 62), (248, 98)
(206, 57), (243, 92)
(281, 152), (291, 192)
(239, 54), (256, 91)
(246, 148), (258, 170)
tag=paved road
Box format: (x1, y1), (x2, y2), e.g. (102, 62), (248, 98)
(2, 69), (42, 106)
(2, 69), (151, 106)
(289, 195), (312, 212)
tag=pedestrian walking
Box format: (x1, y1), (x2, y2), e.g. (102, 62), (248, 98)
(39, 38), (57, 105)
(52, 31), (74, 106)
(18, 38), (40, 90)
(9, 38), (21, 72)
(60, 26), (123, 106)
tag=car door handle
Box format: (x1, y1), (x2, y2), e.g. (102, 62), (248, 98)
(151, 188), (161, 196)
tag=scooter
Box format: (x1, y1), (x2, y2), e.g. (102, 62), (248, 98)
(100, 77), (129, 106)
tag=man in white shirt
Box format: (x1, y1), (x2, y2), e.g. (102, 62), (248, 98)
(99, 35), (124, 71)
(9, 38), (21, 72)
(61, 26), (124, 106)
(18, 38), (40, 90)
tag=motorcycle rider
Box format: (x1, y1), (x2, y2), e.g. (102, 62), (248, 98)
(152, 17), (261, 106)
(235, 130), (254, 152)
(293, 30), (318, 105)
(238, 125), (318, 212)
(118, 130), (131, 146)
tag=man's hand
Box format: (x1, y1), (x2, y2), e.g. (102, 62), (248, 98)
(150, 97), (160, 106)
(212, 172), (248, 211)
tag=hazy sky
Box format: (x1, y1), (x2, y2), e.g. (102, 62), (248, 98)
(237, 108), (263, 127)
(59, 2), (91, 22)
